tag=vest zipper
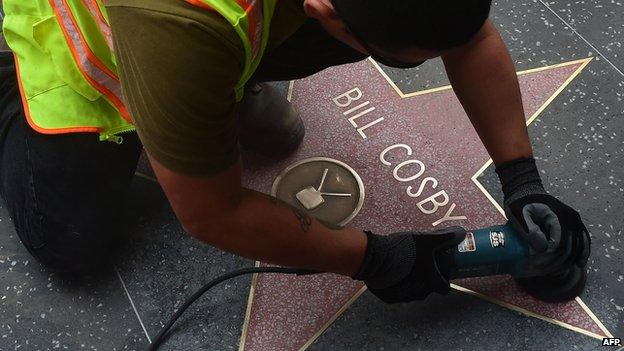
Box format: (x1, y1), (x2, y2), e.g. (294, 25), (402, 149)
(100, 125), (136, 144)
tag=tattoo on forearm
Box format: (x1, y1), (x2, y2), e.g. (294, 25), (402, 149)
(291, 207), (312, 233)
(261, 193), (313, 232)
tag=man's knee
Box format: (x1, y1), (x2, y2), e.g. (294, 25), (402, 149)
(17, 214), (115, 273)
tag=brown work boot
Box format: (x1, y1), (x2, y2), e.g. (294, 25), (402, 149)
(238, 83), (305, 158)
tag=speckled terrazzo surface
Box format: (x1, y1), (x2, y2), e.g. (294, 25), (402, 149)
(1, 1), (623, 350)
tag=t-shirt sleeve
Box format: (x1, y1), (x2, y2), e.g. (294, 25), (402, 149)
(107, 3), (244, 175)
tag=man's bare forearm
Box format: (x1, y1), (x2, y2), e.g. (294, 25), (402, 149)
(442, 20), (532, 165)
(188, 189), (367, 276)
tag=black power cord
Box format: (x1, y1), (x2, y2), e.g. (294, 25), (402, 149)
(147, 266), (321, 350)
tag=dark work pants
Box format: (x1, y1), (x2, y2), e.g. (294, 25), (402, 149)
(0, 52), (143, 272)
(0, 19), (365, 273)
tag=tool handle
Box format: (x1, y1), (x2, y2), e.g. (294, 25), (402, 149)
(448, 224), (530, 279)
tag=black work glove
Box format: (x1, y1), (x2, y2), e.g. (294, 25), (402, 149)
(496, 157), (590, 274)
(353, 227), (466, 304)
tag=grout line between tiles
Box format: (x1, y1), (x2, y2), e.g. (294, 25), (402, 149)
(538, 0), (624, 77)
(116, 266), (153, 344)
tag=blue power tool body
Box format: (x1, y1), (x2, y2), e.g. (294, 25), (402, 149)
(448, 224), (587, 302)
(452, 224), (531, 278)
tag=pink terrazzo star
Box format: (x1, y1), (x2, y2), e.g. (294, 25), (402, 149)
(237, 58), (612, 350)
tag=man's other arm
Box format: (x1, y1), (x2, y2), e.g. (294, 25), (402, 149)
(442, 20), (533, 165)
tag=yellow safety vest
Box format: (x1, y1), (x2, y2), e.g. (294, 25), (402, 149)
(2, 0), (276, 143)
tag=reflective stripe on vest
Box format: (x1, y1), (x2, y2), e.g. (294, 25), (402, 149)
(81, 0), (113, 49)
(3, 0), (274, 140)
(186, 0), (266, 46)
(239, 0), (264, 59)
(48, 0), (131, 122)
(185, 0), (276, 101)
(185, 0), (265, 59)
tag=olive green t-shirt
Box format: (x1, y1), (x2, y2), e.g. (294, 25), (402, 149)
(106, 0), (307, 175)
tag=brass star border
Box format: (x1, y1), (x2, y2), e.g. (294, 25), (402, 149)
(237, 57), (614, 350)
(132, 57), (614, 349)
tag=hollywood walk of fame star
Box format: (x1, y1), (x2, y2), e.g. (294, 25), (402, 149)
(238, 57), (614, 351)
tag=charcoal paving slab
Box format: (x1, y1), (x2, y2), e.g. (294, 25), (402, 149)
(0, 202), (147, 350)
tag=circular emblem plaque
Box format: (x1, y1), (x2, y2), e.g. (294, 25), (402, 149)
(272, 157), (365, 227)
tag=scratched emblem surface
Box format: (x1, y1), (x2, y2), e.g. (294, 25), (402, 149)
(272, 157), (365, 227)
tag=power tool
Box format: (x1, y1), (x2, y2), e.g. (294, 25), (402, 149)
(447, 224), (587, 303)
(147, 223), (589, 350)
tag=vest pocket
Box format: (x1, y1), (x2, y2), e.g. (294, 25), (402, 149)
(32, 15), (101, 101)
